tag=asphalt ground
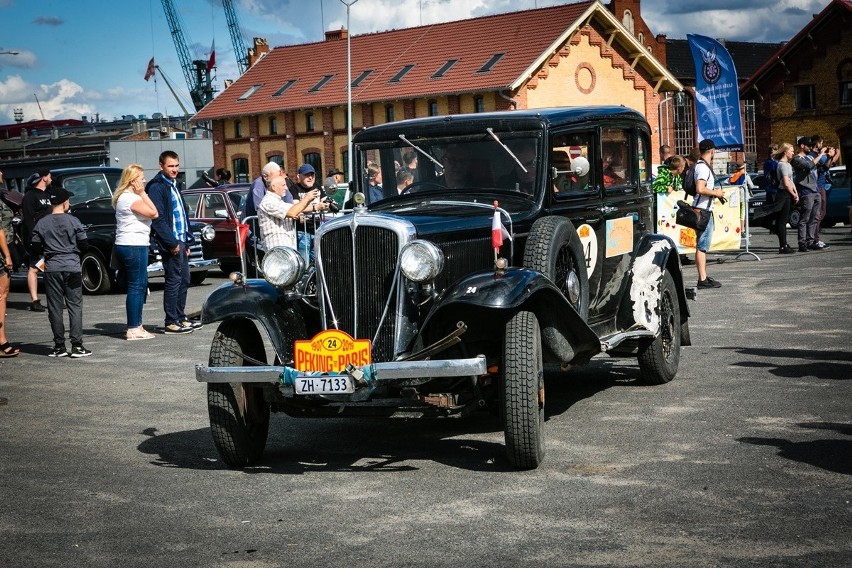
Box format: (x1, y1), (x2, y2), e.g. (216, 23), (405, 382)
(1, 224), (850, 567)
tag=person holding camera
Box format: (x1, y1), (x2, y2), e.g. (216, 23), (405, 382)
(258, 175), (324, 252)
(792, 137), (825, 251)
(809, 134), (839, 248)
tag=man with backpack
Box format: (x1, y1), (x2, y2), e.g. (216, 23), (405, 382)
(808, 134), (838, 248)
(684, 139), (727, 289)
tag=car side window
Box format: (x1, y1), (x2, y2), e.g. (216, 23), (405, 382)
(203, 193), (228, 218)
(183, 193), (201, 217)
(549, 132), (593, 199)
(601, 128), (633, 190)
(64, 174), (110, 206)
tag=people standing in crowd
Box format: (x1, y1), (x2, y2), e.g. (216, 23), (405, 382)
(396, 168), (414, 194)
(366, 162), (384, 202)
(324, 167), (344, 189)
(113, 164), (158, 341)
(146, 150), (199, 335)
(21, 170), (53, 312)
(216, 168), (232, 185)
(692, 139), (726, 289)
(652, 144), (673, 177)
(243, 161), (283, 220)
(729, 162), (756, 197)
(809, 134), (839, 248)
(30, 187), (91, 357)
(258, 175), (321, 252)
(0, 226), (18, 357)
(791, 137), (825, 251)
(652, 155), (684, 194)
(771, 142), (799, 254)
(762, 144), (780, 233)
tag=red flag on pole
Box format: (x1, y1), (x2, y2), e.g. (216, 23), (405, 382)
(491, 200), (510, 251)
(207, 40), (216, 72)
(144, 57), (155, 81)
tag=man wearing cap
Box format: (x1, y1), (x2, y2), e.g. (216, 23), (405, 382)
(324, 167), (344, 189)
(791, 137), (824, 252)
(21, 169), (53, 311)
(30, 186), (92, 357)
(692, 139), (727, 289)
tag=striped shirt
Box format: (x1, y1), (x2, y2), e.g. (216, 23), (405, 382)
(168, 180), (189, 242)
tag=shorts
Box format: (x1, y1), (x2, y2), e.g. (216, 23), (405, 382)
(29, 255), (44, 270)
(696, 212), (714, 253)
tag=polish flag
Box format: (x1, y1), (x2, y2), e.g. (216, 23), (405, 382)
(236, 222), (249, 255)
(491, 201), (510, 250)
(207, 41), (216, 72)
(144, 57), (156, 81)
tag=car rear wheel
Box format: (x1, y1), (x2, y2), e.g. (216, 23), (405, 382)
(81, 251), (113, 295)
(637, 272), (681, 384)
(523, 216), (589, 319)
(501, 310), (545, 469)
(190, 270), (208, 286)
(207, 319), (270, 468)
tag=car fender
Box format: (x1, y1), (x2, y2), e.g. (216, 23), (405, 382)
(421, 268), (601, 365)
(202, 279), (306, 363)
(617, 234), (690, 334)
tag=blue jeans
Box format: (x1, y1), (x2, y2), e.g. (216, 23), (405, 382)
(162, 243), (190, 326)
(116, 245), (149, 328)
(696, 212), (715, 253)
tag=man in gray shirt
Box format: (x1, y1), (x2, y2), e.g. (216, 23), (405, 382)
(30, 187), (91, 358)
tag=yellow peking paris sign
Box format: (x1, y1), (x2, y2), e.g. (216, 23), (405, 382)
(294, 329), (372, 373)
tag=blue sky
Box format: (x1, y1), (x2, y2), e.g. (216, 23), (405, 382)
(0, 0), (835, 123)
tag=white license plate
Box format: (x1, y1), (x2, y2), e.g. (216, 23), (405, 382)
(295, 375), (355, 395)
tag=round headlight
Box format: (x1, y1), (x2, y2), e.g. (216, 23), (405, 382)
(262, 246), (306, 288)
(200, 224), (216, 241)
(400, 240), (444, 283)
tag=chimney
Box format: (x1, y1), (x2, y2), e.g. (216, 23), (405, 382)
(325, 28), (347, 41)
(248, 37), (270, 68)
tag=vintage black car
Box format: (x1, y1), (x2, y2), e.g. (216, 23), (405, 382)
(195, 106), (693, 470)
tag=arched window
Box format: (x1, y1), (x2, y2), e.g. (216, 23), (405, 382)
(474, 96), (485, 113)
(622, 10), (634, 34)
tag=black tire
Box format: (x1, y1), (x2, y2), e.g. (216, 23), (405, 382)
(207, 319), (270, 468)
(501, 310), (545, 469)
(190, 270), (208, 286)
(637, 272), (681, 384)
(81, 251), (113, 295)
(523, 216), (589, 319)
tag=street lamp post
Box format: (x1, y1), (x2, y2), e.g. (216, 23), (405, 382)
(340, 0), (358, 185)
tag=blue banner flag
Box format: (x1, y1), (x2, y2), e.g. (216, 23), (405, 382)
(687, 34), (744, 151)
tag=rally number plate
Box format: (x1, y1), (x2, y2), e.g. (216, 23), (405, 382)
(294, 375), (355, 395)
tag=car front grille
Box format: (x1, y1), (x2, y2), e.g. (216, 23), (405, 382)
(189, 229), (206, 261)
(317, 220), (406, 362)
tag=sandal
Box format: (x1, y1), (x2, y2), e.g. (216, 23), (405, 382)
(126, 328), (156, 341)
(0, 342), (20, 357)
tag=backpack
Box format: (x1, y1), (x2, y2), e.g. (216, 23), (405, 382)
(682, 159), (704, 197)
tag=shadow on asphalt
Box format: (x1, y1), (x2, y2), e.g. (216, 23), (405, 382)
(135, 359), (641, 474)
(723, 347), (852, 380)
(738, 421), (852, 475)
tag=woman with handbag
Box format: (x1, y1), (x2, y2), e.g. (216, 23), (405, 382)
(772, 143), (799, 254)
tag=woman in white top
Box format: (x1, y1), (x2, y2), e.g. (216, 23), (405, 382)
(112, 164), (159, 340)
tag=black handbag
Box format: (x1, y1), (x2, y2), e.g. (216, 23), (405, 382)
(675, 200), (711, 233)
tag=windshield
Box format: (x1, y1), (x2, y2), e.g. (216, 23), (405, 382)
(356, 133), (541, 205)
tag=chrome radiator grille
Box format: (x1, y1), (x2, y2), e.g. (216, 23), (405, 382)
(318, 223), (401, 362)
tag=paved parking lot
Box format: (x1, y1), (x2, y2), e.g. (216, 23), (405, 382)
(1, 226), (850, 567)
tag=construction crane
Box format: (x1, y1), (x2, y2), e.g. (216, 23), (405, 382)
(222, 0), (249, 75)
(160, 0), (215, 111)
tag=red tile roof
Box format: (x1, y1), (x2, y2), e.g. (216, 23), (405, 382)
(195, 2), (602, 121)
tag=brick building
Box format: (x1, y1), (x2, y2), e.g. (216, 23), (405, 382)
(740, 0), (852, 164)
(191, 1), (681, 182)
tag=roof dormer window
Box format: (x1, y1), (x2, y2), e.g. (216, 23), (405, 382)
(308, 75), (334, 93)
(237, 84), (263, 101)
(477, 53), (504, 73)
(389, 64), (415, 83)
(431, 59), (459, 78)
(351, 69), (374, 88)
(272, 79), (297, 97)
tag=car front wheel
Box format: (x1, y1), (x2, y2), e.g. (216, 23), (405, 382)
(207, 319), (270, 468)
(501, 310), (545, 469)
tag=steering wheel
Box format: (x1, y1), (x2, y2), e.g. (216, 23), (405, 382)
(398, 181), (448, 195)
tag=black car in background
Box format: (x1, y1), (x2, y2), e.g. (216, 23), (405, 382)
(195, 106), (694, 470)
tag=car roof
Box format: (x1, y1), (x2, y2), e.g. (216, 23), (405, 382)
(50, 167), (123, 177)
(182, 183), (250, 193)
